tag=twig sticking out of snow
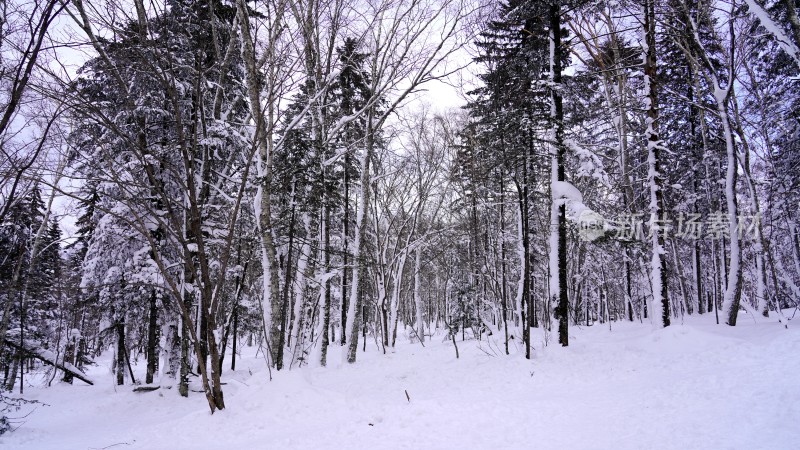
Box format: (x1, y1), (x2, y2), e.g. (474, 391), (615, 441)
(88, 441), (135, 450)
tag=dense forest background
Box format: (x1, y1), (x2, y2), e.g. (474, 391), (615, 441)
(1, 0), (799, 420)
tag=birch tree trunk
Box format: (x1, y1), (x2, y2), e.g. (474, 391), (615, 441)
(236, 0), (283, 363)
(342, 0), (474, 363)
(681, 1), (743, 325)
(414, 245), (425, 344)
(346, 114), (374, 363)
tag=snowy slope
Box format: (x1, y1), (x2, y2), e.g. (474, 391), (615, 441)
(3, 314), (799, 449)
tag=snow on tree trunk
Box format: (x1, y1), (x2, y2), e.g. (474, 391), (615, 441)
(291, 214), (313, 365)
(784, 0), (800, 59)
(548, 158), (562, 328)
(717, 97), (743, 326)
(320, 201), (332, 367)
(683, 2), (745, 325)
(549, 1), (569, 345)
(516, 202), (526, 328)
(389, 249), (408, 348)
(743, 0), (800, 67)
(642, 0), (670, 328)
(236, 0), (282, 364)
(414, 245), (424, 344)
(737, 134), (768, 317)
(345, 121), (374, 363)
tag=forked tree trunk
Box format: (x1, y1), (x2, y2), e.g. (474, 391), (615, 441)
(346, 114), (375, 363)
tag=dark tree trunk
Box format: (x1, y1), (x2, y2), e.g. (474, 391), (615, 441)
(198, 307), (208, 374)
(362, 304), (367, 353)
(277, 205), (296, 370)
(231, 305), (238, 371)
(220, 243), (247, 372)
(688, 59), (704, 316)
(179, 304), (190, 397)
(124, 340), (136, 385)
(341, 152), (350, 346)
(146, 289), (158, 384)
(62, 338), (75, 384)
(550, 1), (570, 346)
(625, 248), (634, 321)
(116, 321), (126, 386)
(19, 289), (25, 394)
(643, 0), (670, 327)
(516, 179), (531, 359)
(500, 174), (509, 355)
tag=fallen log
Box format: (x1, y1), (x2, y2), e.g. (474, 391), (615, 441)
(4, 332), (94, 385)
(133, 386), (160, 393)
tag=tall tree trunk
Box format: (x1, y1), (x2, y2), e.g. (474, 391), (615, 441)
(231, 304), (238, 371)
(414, 246), (425, 344)
(549, 0), (570, 344)
(219, 246), (247, 372)
(517, 179), (531, 358)
(116, 321), (125, 386)
(179, 300), (190, 397)
(203, 291), (225, 410)
(500, 175), (510, 354)
(236, 0), (282, 365)
(290, 215), (315, 366)
(277, 205), (296, 371)
(62, 334), (76, 384)
(321, 198), (332, 366)
(689, 59), (704, 315)
(18, 291), (26, 394)
(730, 93), (769, 317)
(342, 152), (350, 346)
(625, 248), (634, 321)
(346, 114), (375, 363)
(683, 0), (743, 325)
(146, 290), (158, 384)
(389, 249), (408, 348)
(643, 0), (670, 327)
(719, 103), (743, 326)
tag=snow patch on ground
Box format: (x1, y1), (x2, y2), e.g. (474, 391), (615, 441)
(2, 314), (799, 449)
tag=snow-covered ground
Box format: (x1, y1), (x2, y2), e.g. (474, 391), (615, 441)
(3, 313), (799, 449)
